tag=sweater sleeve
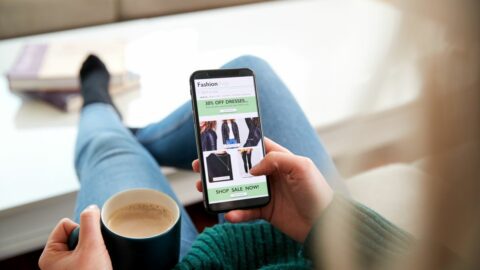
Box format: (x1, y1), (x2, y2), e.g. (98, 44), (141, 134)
(175, 223), (312, 270)
(303, 195), (414, 269)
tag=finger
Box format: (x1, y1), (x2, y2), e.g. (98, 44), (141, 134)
(78, 205), (103, 248)
(191, 159), (200, 172)
(264, 137), (291, 153)
(250, 151), (306, 176)
(45, 218), (79, 251)
(195, 180), (203, 192)
(225, 209), (262, 223)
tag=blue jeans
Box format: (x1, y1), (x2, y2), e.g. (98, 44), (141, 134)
(225, 138), (238, 145)
(74, 55), (346, 259)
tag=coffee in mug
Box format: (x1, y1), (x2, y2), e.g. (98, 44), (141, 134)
(107, 202), (175, 238)
(68, 189), (181, 270)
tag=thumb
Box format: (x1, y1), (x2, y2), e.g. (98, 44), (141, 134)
(78, 205), (104, 248)
(264, 137), (291, 153)
(250, 151), (298, 176)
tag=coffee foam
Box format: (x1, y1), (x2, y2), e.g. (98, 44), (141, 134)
(107, 202), (175, 238)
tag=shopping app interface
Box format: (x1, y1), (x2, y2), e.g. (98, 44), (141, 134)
(195, 76), (268, 204)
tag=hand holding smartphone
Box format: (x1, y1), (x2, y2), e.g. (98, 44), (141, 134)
(190, 68), (271, 213)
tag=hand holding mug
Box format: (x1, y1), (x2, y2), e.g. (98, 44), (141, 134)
(39, 205), (112, 270)
(40, 189), (181, 270)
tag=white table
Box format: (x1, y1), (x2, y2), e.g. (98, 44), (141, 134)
(0, 0), (424, 259)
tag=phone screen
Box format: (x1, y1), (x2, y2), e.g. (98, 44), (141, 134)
(193, 75), (269, 205)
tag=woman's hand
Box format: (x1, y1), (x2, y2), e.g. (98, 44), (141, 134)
(39, 205), (112, 270)
(192, 138), (333, 243)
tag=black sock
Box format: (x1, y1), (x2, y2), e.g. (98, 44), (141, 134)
(80, 54), (121, 118)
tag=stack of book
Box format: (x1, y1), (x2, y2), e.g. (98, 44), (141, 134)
(6, 41), (140, 112)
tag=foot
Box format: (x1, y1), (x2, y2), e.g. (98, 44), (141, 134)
(80, 54), (121, 118)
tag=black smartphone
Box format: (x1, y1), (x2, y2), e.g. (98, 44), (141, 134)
(190, 68), (271, 213)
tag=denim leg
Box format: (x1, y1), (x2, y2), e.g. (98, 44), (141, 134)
(74, 103), (197, 259)
(134, 103), (197, 170)
(134, 56), (346, 193)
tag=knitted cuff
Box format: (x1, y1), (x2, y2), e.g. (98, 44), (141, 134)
(303, 194), (413, 269)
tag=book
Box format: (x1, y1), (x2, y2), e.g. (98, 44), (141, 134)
(6, 41), (129, 91)
(22, 73), (140, 112)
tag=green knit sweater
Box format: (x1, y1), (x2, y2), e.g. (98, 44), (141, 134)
(174, 196), (412, 269)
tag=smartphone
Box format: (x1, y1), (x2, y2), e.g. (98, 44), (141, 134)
(190, 68), (271, 213)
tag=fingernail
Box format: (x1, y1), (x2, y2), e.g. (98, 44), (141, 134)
(85, 204), (98, 210)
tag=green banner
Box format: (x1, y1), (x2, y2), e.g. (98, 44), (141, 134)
(198, 96), (258, 116)
(207, 182), (268, 203)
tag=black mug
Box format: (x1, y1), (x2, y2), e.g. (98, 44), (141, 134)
(68, 188), (181, 270)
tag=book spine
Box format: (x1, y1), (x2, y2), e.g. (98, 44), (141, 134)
(6, 44), (48, 79)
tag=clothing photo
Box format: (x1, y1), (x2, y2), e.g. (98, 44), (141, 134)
(206, 152), (233, 182)
(243, 117), (262, 147)
(201, 129), (217, 151)
(237, 147), (262, 178)
(221, 121), (240, 145)
(241, 150), (252, 173)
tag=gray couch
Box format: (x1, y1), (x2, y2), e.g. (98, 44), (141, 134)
(0, 0), (267, 39)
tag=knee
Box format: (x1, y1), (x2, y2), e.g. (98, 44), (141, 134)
(75, 132), (134, 173)
(226, 55), (294, 103)
(87, 132), (129, 153)
(222, 55), (272, 74)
